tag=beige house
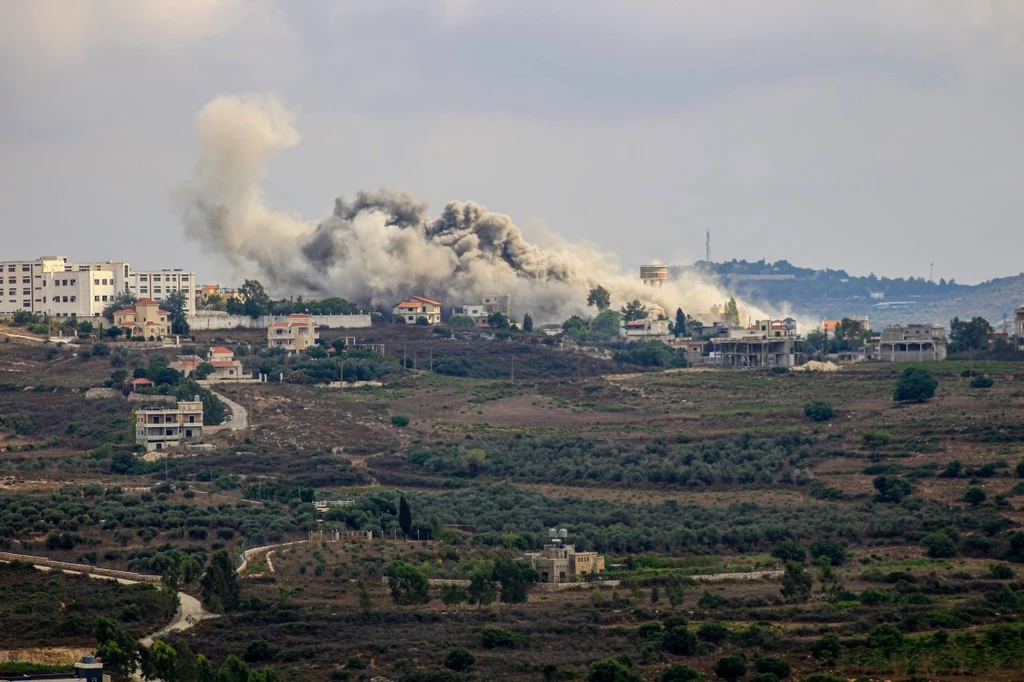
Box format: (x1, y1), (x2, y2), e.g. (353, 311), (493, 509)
(113, 298), (171, 339)
(207, 346), (245, 379)
(393, 295), (442, 325)
(878, 324), (947, 362)
(524, 534), (605, 584)
(267, 313), (320, 351)
(135, 397), (204, 451)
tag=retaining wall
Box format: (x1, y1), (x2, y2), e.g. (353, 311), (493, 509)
(189, 313), (372, 331)
(0, 551), (161, 583)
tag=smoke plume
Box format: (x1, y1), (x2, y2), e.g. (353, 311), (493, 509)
(175, 94), (771, 324)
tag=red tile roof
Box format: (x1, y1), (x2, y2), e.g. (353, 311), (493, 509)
(135, 298), (158, 305)
(411, 295), (441, 306)
(131, 378), (153, 385)
(209, 346), (233, 354)
(113, 308), (135, 315)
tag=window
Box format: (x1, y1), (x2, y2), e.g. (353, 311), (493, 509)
(165, 275), (171, 282)
(102, 295), (108, 302)
(140, 287), (148, 293)
(22, 300), (29, 307)
(181, 275), (190, 282)
(94, 295), (100, 302)
(70, 279), (75, 285)
(21, 265), (29, 272)
(7, 289), (14, 295)
(6, 277), (13, 284)
(61, 279), (67, 286)
(22, 288), (30, 295)
(7, 266), (14, 272)
(182, 286), (190, 293)
(52, 296), (59, 302)
(70, 296), (76, 302)
(94, 279), (99, 285)
(23, 277), (31, 284)
(101, 279), (107, 285)
(166, 429), (174, 436)
(62, 296), (68, 302)
(153, 286), (162, 293)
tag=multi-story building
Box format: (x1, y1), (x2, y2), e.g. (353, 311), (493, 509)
(877, 324), (947, 362)
(1015, 304), (1024, 348)
(267, 313), (320, 351)
(0, 655), (108, 682)
(113, 298), (172, 339)
(393, 295), (442, 325)
(523, 532), (605, 584)
(135, 397), (204, 452)
(128, 269), (195, 316)
(0, 256), (193, 318)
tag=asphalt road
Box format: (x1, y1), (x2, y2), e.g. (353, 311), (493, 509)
(212, 391), (248, 430)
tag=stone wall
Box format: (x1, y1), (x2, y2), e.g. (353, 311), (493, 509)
(189, 313), (372, 331)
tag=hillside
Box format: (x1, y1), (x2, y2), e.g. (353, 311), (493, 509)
(673, 260), (1024, 329)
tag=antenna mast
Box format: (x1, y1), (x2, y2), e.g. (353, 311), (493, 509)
(705, 229), (711, 268)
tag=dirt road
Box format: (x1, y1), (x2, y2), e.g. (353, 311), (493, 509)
(212, 391), (248, 430)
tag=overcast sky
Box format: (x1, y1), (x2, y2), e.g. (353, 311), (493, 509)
(1, 0), (1022, 285)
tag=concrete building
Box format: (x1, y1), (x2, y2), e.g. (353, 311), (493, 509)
(523, 531), (605, 584)
(197, 284), (241, 308)
(1015, 304), (1024, 348)
(640, 264), (668, 288)
(452, 294), (512, 327)
(0, 656), (108, 682)
(623, 317), (670, 341)
(710, 337), (799, 367)
(877, 324), (947, 362)
(0, 256), (193, 319)
(393, 295), (442, 325)
(127, 269), (195, 317)
(135, 397), (204, 452)
(113, 298), (171, 339)
(267, 313), (320, 351)
(169, 354), (204, 376)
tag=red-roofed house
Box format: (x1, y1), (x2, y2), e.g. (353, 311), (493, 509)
(267, 313), (320, 351)
(392, 295), (442, 325)
(113, 298), (171, 339)
(206, 346), (244, 379)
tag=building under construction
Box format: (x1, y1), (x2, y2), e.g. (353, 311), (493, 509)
(710, 337), (799, 368)
(640, 264), (668, 288)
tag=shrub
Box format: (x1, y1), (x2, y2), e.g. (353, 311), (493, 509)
(964, 487), (987, 507)
(921, 532), (957, 558)
(771, 540), (806, 563)
(713, 654), (747, 682)
(866, 623), (904, 655)
(893, 366), (938, 402)
(443, 648), (475, 672)
(989, 563), (1015, 579)
(663, 626), (697, 655)
(809, 539), (846, 566)
(391, 415), (410, 428)
(803, 401), (835, 422)
(659, 664), (703, 682)
(696, 621), (731, 645)
(754, 656), (791, 679)
(481, 627), (517, 649)
(970, 375), (994, 389)
(587, 657), (641, 682)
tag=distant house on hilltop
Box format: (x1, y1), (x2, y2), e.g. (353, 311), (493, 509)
(393, 295), (442, 325)
(113, 298), (170, 340)
(267, 313), (319, 351)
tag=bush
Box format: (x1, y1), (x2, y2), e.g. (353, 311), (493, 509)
(893, 366), (938, 402)
(809, 539), (846, 566)
(964, 487), (987, 507)
(989, 563), (1015, 579)
(921, 532), (957, 558)
(660, 664), (703, 682)
(754, 656), (790, 679)
(696, 621), (730, 645)
(771, 539), (806, 563)
(443, 648), (475, 672)
(391, 415), (410, 428)
(713, 654), (747, 682)
(663, 626), (697, 655)
(587, 657), (641, 682)
(970, 375), (994, 389)
(481, 627), (517, 649)
(91, 342), (110, 356)
(803, 401), (835, 422)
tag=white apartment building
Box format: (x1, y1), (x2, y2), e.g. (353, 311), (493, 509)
(0, 256), (194, 319)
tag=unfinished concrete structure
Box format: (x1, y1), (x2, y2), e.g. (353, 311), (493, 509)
(524, 529), (605, 584)
(710, 337), (798, 367)
(135, 397), (204, 452)
(877, 324), (947, 362)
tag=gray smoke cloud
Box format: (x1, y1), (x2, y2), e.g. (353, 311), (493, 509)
(175, 93), (775, 324)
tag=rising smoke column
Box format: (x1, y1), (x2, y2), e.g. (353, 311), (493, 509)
(174, 93), (767, 323)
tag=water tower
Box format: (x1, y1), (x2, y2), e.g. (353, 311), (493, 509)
(640, 263), (668, 288)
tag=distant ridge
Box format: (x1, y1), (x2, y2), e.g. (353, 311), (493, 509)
(672, 260), (1024, 329)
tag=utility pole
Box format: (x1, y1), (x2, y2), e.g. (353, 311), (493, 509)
(929, 262), (934, 283)
(705, 229), (711, 269)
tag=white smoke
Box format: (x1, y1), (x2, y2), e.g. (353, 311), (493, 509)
(174, 93), (774, 325)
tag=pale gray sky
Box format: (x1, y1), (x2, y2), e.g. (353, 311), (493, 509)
(1, 0), (1022, 285)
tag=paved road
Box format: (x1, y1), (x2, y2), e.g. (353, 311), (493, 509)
(212, 391), (248, 430)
